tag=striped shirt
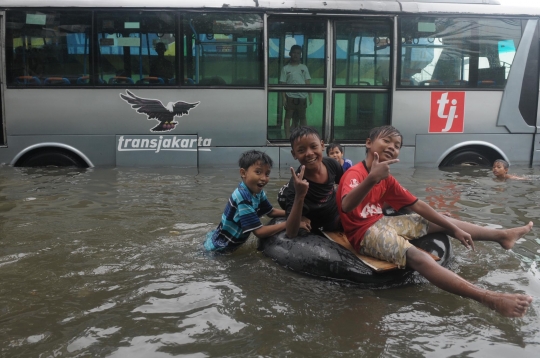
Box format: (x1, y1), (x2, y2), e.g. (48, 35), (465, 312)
(207, 181), (273, 251)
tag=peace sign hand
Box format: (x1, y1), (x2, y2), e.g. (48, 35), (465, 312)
(370, 152), (399, 181)
(291, 166), (309, 199)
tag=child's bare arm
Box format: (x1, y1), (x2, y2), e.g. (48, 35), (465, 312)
(286, 166), (309, 238)
(268, 208), (285, 217)
(253, 221), (287, 239)
(410, 200), (474, 250)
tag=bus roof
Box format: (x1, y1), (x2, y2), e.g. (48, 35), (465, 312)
(1, 0), (539, 16)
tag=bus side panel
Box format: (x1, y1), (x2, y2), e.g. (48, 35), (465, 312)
(1, 135), (115, 166)
(393, 91), (508, 145)
(3, 89), (268, 147)
(415, 133), (533, 167)
(200, 146), (280, 169)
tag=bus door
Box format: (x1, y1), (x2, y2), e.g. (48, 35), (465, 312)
(0, 12), (5, 147)
(266, 15), (393, 148)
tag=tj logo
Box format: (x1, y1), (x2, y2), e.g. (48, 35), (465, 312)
(429, 92), (465, 133)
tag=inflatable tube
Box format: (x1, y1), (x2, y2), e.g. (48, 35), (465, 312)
(258, 218), (454, 289)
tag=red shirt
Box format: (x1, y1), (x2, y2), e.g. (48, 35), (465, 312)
(337, 161), (418, 251)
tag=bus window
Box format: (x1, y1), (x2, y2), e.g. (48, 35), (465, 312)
(182, 13), (263, 86)
(96, 11), (176, 86)
(267, 17), (326, 86)
(267, 91), (324, 140)
(334, 20), (391, 87)
(267, 17), (325, 140)
(399, 17), (522, 89)
(6, 10), (91, 86)
(333, 92), (389, 142)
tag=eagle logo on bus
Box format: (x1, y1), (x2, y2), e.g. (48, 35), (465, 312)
(120, 90), (200, 132)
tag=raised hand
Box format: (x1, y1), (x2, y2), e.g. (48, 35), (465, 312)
(370, 152), (399, 181)
(291, 166), (309, 199)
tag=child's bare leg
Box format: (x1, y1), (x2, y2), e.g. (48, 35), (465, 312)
(284, 115), (292, 139)
(428, 218), (533, 250)
(407, 247), (532, 317)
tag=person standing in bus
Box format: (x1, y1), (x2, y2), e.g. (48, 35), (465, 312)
(150, 42), (174, 82)
(337, 125), (533, 318)
(280, 45), (313, 138)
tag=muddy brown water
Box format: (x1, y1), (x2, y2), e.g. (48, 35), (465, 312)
(0, 165), (539, 357)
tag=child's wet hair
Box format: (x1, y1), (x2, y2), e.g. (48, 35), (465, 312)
(366, 125), (403, 154)
(493, 159), (509, 169)
(326, 143), (344, 156)
(238, 150), (273, 170)
(290, 126), (322, 147)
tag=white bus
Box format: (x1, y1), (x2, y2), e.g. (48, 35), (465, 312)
(0, 0), (539, 168)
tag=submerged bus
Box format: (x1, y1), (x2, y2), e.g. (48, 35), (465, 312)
(0, 0), (539, 169)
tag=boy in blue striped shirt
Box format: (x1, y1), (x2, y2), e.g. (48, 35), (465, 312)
(204, 150), (309, 252)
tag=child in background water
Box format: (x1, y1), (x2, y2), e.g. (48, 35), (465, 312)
(327, 143), (353, 171)
(492, 159), (526, 181)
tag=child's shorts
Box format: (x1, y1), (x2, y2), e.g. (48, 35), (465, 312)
(359, 214), (429, 269)
(203, 230), (219, 251)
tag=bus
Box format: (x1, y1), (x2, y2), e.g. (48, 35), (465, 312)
(0, 0), (539, 169)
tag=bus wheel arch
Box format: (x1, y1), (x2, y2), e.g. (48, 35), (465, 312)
(12, 144), (93, 168)
(438, 144), (504, 168)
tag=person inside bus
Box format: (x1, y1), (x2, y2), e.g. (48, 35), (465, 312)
(149, 42), (174, 82)
(280, 45), (313, 138)
(492, 159), (527, 181)
(336, 125), (533, 318)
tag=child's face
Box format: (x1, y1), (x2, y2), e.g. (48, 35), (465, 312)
(366, 134), (401, 162)
(492, 162), (508, 178)
(240, 161), (271, 194)
(327, 147), (343, 162)
(291, 134), (325, 170)
(290, 49), (302, 63)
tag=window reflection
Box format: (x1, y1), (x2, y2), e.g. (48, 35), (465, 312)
(400, 17), (522, 88)
(268, 18), (326, 85)
(96, 11), (176, 85)
(6, 10), (92, 86)
(183, 13), (263, 86)
(335, 20), (392, 87)
(333, 92), (388, 142)
(268, 91), (324, 140)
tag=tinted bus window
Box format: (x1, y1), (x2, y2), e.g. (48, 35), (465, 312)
(399, 17), (522, 89)
(267, 17), (326, 140)
(96, 11), (176, 86)
(333, 92), (389, 142)
(267, 91), (324, 140)
(267, 18), (326, 85)
(182, 13), (263, 86)
(6, 10), (91, 86)
(335, 20), (391, 87)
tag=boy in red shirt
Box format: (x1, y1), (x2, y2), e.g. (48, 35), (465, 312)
(337, 125), (533, 318)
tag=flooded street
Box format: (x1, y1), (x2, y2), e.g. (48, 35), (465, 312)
(0, 165), (539, 357)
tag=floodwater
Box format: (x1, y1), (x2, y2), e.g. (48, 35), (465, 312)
(0, 164), (539, 357)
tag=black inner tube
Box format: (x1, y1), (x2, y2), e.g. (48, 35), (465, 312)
(258, 218), (454, 289)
